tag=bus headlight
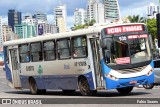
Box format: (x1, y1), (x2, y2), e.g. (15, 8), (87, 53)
(105, 74), (118, 81)
(147, 69), (153, 76)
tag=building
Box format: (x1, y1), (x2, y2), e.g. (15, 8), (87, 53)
(2, 24), (17, 41)
(147, 3), (160, 19)
(8, 9), (22, 31)
(0, 16), (2, 48)
(87, 0), (105, 23)
(87, 0), (94, 21)
(93, 3), (105, 23)
(37, 23), (58, 36)
(45, 24), (58, 34)
(22, 15), (37, 25)
(54, 4), (67, 32)
(56, 17), (67, 33)
(103, 0), (121, 23)
(33, 11), (47, 22)
(14, 23), (36, 39)
(74, 8), (87, 26)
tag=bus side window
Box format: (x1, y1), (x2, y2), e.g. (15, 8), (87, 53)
(19, 44), (30, 63)
(57, 38), (71, 59)
(72, 36), (87, 58)
(31, 42), (43, 62)
(43, 40), (56, 61)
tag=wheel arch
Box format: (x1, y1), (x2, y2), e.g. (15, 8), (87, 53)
(28, 76), (45, 89)
(78, 74), (95, 90)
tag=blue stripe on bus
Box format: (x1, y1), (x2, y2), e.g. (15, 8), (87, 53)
(3, 47), (12, 83)
(20, 71), (95, 90)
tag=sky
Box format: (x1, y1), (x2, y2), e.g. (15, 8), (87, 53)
(0, 0), (159, 29)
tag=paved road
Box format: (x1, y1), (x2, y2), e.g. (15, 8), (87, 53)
(0, 68), (160, 107)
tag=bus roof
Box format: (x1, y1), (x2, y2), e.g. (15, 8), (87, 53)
(3, 23), (145, 46)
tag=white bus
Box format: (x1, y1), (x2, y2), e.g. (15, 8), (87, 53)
(3, 23), (154, 96)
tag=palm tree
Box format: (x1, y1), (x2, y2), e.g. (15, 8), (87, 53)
(127, 15), (146, 23)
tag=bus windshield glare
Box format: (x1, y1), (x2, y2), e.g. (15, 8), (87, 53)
(101, 25), (152, 66)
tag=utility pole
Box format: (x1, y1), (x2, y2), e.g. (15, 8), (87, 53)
(156, 0), (160, 47)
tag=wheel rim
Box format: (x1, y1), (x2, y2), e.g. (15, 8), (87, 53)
(80, 78), (90, 94)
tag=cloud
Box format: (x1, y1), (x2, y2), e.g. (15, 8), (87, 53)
(47, 14), (54, 24)
(1, 16), (8, 24)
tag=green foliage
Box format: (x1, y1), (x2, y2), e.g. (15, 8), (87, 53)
(147, 19), (157, 40)
(146, 19), (157, 50)
(127, 15), (146, 23)
(73, 19), (96, 30)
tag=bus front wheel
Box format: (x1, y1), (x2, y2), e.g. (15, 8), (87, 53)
(78, 77), (97, 96)
(117, 86), (133, 95)
(143, 84), (154, 89)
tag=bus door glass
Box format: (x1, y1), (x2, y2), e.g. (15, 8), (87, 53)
(9, 48), (21, 88)
(90, 38), (103, 88)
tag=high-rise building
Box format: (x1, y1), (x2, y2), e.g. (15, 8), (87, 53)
(22, 15), (37, 25)
(93, 3), (105, 23)
(74, 8), (87, 26)
(54, 4), (67, 32)
(2, 24), (15, 41)
(8, 9), (22, 31)
(14, 23), (36, 39)
(33, 11), (47, 22)
(37, 23), (58, 36)
(103, 0), (121, 22)
(147, 3), (159, 19)
(87, 0), (105, 23)
(0, 16), (3, 48)
(87, 0), (94, 21)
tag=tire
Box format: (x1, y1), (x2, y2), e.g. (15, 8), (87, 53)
(117, 86), (133, 95)
(29, 78), (38, 95)
(78, 77), (97, 96)
(143, 84), (154, 89)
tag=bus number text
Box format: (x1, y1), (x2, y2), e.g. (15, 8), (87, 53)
(74, 61), (87, 66)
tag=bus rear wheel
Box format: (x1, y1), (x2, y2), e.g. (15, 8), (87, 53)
(29, 78), (46, 95)
(78, 77), (97, 96)
(117, 86), (133, 95)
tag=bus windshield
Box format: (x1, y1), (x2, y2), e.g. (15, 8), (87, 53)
(101, 25), (152, 66)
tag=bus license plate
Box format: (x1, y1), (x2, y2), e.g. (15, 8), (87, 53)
(130, 81), (137, 84)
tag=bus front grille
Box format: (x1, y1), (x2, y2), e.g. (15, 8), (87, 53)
(116, 66), (146, 74)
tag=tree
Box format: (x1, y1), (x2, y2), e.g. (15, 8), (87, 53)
(89, 19), (96, 26)
(72, 19), (96, 30)
(127, 15), (146, 23)
(147, 18), (157, 50)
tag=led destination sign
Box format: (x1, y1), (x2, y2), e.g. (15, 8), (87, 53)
(106, 25), (143, 34)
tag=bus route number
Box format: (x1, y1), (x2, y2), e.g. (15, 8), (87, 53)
(119, 36), (126, 41)
(74, 61), (87, 66)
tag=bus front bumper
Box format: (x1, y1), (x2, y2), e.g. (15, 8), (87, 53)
(105, 72), (154, 89)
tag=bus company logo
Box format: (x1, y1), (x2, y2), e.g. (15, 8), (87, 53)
(2, 99), (11, 104)
(37, 65), (43, 76)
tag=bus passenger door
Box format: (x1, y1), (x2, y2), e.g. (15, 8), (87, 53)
(9, 48), (21, 88)
(90, 38), (103, 89)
